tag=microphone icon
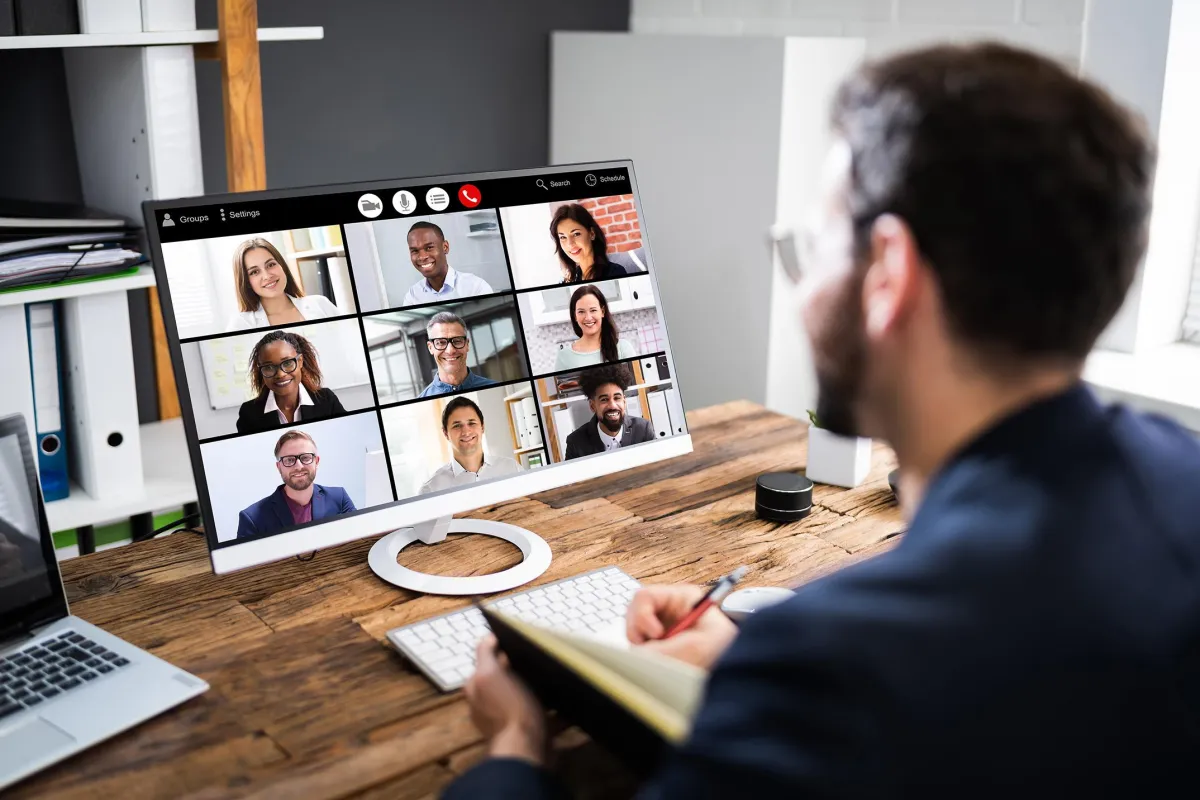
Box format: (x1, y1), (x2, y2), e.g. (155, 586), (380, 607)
(393, 190), (417, 215)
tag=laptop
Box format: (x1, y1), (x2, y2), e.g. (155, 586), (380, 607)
(0, 413), (208, 791)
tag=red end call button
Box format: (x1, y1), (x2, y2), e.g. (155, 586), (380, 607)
(458, 184), (481, 208)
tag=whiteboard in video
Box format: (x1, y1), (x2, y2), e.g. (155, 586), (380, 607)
(197, 319), (371, 410)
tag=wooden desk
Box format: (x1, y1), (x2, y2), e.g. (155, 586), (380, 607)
(20, 401), (903, 799)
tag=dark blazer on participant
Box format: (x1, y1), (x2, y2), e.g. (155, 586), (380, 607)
(564, 414), (656, 460)
(235, 484), (355, 540)
(445, 385), (1200, 798)
(235, 387), (346, 434)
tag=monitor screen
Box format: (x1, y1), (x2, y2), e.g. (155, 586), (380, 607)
(146, 162), (691, 574)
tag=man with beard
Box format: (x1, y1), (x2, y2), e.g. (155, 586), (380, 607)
(564, 363), (655, 460)
(235, 430), (356, 539)
(445, 43), (1200, 797)
(401, 221), (494, 306)
(418, 312), (500, 398)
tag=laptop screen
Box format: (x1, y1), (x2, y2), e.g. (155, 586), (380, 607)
(0, 424), (58, 625)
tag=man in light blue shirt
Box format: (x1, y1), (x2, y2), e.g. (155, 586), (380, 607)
(401, 221), (494, 306)
(418, 312), (500, 398)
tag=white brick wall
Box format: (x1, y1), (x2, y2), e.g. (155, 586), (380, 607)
(631, 0), (1085, 63)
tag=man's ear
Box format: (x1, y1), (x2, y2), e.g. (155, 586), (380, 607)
(863, 214), (922, 339)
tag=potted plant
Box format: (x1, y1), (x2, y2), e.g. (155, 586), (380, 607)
(804, 410), (872, 489)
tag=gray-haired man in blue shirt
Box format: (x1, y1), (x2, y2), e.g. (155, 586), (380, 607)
(418, 312), (499, 398)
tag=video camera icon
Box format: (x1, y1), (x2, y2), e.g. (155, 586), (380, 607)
(358, 193), (383, 218)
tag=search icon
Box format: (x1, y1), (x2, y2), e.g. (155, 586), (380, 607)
(536, 179), (548, 190)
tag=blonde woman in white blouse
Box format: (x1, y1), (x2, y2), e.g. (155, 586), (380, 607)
(224, 238), (340, 331)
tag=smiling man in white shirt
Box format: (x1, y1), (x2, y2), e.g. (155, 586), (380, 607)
(420, 396), (521, 494)
(401, 221), (494, 306)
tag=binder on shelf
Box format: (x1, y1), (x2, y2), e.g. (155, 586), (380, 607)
(512, 403), (530, 449)
(0, 307), (36, 460)
(78, 0), (143, 34)
(552, 407), (574, 461)
(646, 391), (671, 439)
(61, 292), (143, 501)
(140, 0), (194, 32)
(26, 303), (70, 502)
(664, 388), (687, 436)
(656, 354), (670, 380)
(639, 356), (660, 383)
(520, 396), (542, 448)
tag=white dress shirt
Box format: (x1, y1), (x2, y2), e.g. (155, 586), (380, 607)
(598, 423), (623, 452)
(225, 294), (342, 331)
(402, 267), (495, 306)
(263, 383), (315, 424)
(419, 454), (521, 494)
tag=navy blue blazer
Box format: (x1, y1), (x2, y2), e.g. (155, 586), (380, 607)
(235, 484), (355, 540)
(445, 385), (1200, 798)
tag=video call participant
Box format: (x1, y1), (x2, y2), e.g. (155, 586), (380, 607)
(402, 221), (495, 306)
(554, 285), (637, 371)
(451, 44), (1200, 797)
(551, 204), (629, 284)
(237, 330), (347, 434)
(235, 430), (356, 539)
(419, 397), (521, 494)
(225, 238), (341, 331)
(418, 312), (500, 398)
(564, 364), (654, 460)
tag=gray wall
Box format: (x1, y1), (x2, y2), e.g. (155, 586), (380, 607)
(195, 0), (631, 192)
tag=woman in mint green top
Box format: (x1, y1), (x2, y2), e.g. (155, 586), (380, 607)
(554, 284), (637, 371)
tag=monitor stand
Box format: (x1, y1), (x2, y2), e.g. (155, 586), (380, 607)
(367, 515), (552, 596)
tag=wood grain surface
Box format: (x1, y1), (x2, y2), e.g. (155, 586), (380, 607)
(18, 402), (902, 799)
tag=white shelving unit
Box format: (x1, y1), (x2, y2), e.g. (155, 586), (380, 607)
(0, 266), (155, 307)
(1, 16), (324, 555)
(46, 418), (195, 532)
(0, 27), (322, 50)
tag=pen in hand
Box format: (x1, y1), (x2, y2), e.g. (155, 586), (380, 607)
(663, 566), (749, 639)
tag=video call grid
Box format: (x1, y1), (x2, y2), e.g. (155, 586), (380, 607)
(165, 186), (676, 546)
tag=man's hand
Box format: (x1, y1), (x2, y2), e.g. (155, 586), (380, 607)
(464, 635), (548, 766)
(626, 584), (739, 670)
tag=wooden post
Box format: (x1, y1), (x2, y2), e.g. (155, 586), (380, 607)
(218, 0), (267, 192)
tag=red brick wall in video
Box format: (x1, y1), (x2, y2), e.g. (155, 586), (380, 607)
(578, 194), (643, 253)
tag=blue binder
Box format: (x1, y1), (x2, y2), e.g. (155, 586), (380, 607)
(26, 302), (70, 501)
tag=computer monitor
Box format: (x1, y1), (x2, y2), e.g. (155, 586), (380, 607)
(144, 162), (691, 595)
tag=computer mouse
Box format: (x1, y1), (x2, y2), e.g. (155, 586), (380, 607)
(720, 586), (796, 624)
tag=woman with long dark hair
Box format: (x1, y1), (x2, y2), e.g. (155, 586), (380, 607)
(549, 204), (629, 284)
(224, 238), (341, 331)
(554, 284), (637, 370)
(236, 330), (346, 433)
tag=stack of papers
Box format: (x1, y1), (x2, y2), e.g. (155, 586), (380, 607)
(0, 199), (146, 291)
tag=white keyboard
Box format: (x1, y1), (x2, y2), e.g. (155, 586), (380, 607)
(386, 566), (641, 692)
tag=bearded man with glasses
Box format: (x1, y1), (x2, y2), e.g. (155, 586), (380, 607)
(235, 430), (356, 540)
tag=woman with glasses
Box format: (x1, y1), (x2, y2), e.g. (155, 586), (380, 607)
(236, 330), (346, 434)
(554, 284), (636, 371)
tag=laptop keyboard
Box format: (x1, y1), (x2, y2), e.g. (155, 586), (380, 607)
(0, 631), (131, 719)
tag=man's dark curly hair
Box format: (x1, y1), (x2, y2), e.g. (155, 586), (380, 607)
(579, 363), (633, 400)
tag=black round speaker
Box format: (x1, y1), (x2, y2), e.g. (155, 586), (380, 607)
(755, 472), (813, 522)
